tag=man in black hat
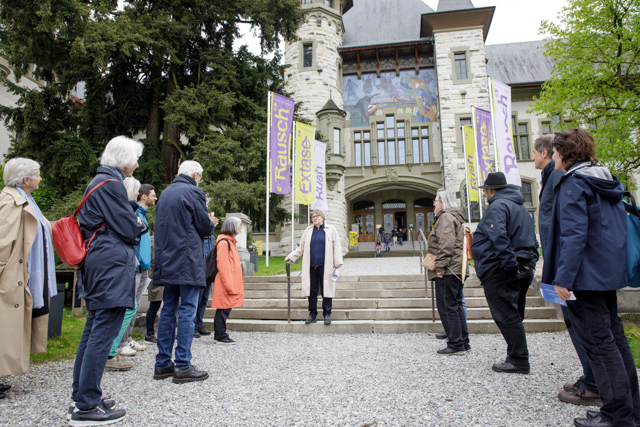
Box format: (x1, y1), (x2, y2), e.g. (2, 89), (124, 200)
(471, 172), (539, 374)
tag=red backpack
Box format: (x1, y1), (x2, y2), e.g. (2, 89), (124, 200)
(51, 179), (117, 267)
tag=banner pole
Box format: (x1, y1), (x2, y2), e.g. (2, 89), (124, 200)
(472, 106), (484, 219)
(291, 121), (296, 253)
(461, 125), (473, 224)
(487, 77), (500, 173)
(266, 91), (271, 267)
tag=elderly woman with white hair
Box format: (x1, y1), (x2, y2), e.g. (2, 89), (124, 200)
(285, 210), (343, 325)
(210, 216), (245, 344)
(70, 136), (144, 426)
(427, 189), (469, 356)
(0, 158), (56, 399)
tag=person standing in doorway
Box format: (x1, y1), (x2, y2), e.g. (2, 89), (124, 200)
(392, 227), (398, 246)
(285, 210), (343, 325)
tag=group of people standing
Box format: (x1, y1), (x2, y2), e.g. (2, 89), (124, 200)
(426, 129), (638, 427)
(0, 136), (246, 426)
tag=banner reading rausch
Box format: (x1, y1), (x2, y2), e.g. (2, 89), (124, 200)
(269, 92), (295, 195)
(490, 78), (521, 186)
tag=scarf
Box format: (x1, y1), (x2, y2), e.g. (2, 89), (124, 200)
(16, 186), (57, 309)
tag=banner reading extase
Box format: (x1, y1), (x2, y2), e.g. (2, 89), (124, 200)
(312, 140), (328, 211)
(490, 78), (521, 186)
(294, 122), (315, 205)
(473, 107), (494, 187)
(269, 92), (295, 195)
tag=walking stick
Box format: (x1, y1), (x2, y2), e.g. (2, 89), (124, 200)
(286, 260), (291, 323)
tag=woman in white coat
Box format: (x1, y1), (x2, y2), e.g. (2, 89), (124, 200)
(285, 210), (343, 325)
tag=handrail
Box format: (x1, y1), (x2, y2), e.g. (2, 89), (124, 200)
(285, 261), (302, 323)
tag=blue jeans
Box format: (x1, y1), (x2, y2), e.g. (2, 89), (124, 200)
(155, 284), (200, 371)
(194, 281), (212, 330)
(385, 243), (390, 252)
(72, 307), (126, 410)
(399, 237), (403, 245)
(376, 250), (381, 257)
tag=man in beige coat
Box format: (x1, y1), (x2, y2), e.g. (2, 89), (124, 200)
(0, 159), (51, 397)
(285, 210), (343, 325)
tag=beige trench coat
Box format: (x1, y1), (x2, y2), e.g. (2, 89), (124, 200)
(286, 223), (343, 298)
(0, 186), (49, 376)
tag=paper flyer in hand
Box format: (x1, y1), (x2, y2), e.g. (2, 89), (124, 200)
(540, 283), (576, 306)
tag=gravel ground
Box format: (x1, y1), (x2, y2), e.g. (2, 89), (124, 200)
(0, 331), (604, 426)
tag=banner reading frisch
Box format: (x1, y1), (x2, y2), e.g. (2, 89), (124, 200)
(463, 125), (479, 203)
(294, 122), (316, 205)
(312, 140), (328, 211)
(474, 107), (494, 187)
(269, 92), (295, 195)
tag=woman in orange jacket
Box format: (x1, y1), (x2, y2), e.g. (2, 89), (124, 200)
(211, 216), (244, 345)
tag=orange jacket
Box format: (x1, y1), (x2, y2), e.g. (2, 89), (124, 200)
(211, 234), (244, 309)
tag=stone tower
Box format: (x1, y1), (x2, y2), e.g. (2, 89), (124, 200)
(278, 0), (353, 254)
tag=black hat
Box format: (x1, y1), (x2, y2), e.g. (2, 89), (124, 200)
(478, 172), (509, 189)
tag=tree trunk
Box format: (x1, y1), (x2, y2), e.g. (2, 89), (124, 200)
(146, 58), (162, 141)
(161, 71), (181, 183)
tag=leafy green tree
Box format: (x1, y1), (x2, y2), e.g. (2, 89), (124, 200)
(0, 0), (305, 225)
(530, 0), (640, 179)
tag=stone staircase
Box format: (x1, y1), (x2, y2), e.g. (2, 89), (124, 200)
(203, 274), (566, 334)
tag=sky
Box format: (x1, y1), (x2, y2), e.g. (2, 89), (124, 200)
(421, 0), (569, 46)
(236, 0), (569, 55)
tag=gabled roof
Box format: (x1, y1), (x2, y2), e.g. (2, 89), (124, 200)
(342, 0), (435, 48)
(437, 0), (475, 12)
(485, 40), (554, 85)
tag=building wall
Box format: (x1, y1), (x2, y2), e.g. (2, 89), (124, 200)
(434, 27), (491, 196)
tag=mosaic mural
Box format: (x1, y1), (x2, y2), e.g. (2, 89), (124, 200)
(343, 69), (437, 128)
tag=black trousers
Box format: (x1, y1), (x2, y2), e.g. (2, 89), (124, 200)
(482, 266), (533, 367)
(435, 275), (469, 350)
(194, 281), (212, 330)
(214, 308), (232, 340)
(309, 266), (332, 316)
(567, 290), (640, 427)
(146, 301), (162, 337)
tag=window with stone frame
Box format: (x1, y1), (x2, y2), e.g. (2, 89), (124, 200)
(302, 44), (313, 68)
(520, 181), (534, 209)
(333, 128), (341, 155)
(411, 126), (430, 163)
(375, 116), (407, 166)
(301, 0), (313, 4)
(512, 118), (531, 160)
(454, 52), (468, 80)
(353, 130), (372, 167)
(541, 114), (571, 134)
(323, 0), (333, 6)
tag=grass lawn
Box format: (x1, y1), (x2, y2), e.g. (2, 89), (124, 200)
(256, 256), (302, 277)
(31, 308), (86, 364)
(623, 316), (640, 368)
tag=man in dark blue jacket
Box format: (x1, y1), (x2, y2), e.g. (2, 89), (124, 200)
(534, 136), (600, 406)
(471, 172), (539, 375)
(153, 161), (217, 384)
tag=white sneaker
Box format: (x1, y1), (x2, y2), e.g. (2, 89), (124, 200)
(129, 341), (147, 351)
(117, 345), (137, 357)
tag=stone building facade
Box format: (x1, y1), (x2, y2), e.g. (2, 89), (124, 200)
(264, 0), (560, 254)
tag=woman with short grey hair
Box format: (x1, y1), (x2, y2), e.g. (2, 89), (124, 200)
(427, 189), (469, 355)
(211, 216), (245, 344)
(0, 158), (56, 399)
(285, 209), (343, 325)
(70, 136), (144, 425)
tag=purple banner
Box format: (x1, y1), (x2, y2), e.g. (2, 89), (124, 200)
(474, 107), (494, 186)
(270, 92), (295, 194)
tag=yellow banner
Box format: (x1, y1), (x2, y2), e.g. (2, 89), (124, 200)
(256, 240), (263, 256)
(349, 231), (358, 246)
(463, 125), (479, 202)
(294, 122), (316, 205)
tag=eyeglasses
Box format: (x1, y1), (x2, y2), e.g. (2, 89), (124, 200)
(311, 215), (321, 219)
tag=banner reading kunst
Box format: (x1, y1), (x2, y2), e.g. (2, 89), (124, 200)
(312, 140), (328, 211)
(490, 78), (522, 186)
(294, 122), (316, 205)
(462, 125), (479, 202)
(473, 107), (494, 187)
(269, 92), (295, 194)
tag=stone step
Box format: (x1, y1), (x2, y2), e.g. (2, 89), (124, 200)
(243, 277), (483, 290)
(211, 306), (557, 321)
(216, 295), (546, 310)
(240, 286), (536, 299)
(203, 318), (566, 334)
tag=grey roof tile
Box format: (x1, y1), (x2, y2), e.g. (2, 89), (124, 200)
(485, 40), (554, 85)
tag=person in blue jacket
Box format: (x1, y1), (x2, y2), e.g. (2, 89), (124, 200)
(471, 171), (539, 375)
(543, 129), (640, 427)
(70, 136), (144, 426)
(153, 161), (217, 384)
(534, 135), (600, 406)
(193, 232), (216, 338)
